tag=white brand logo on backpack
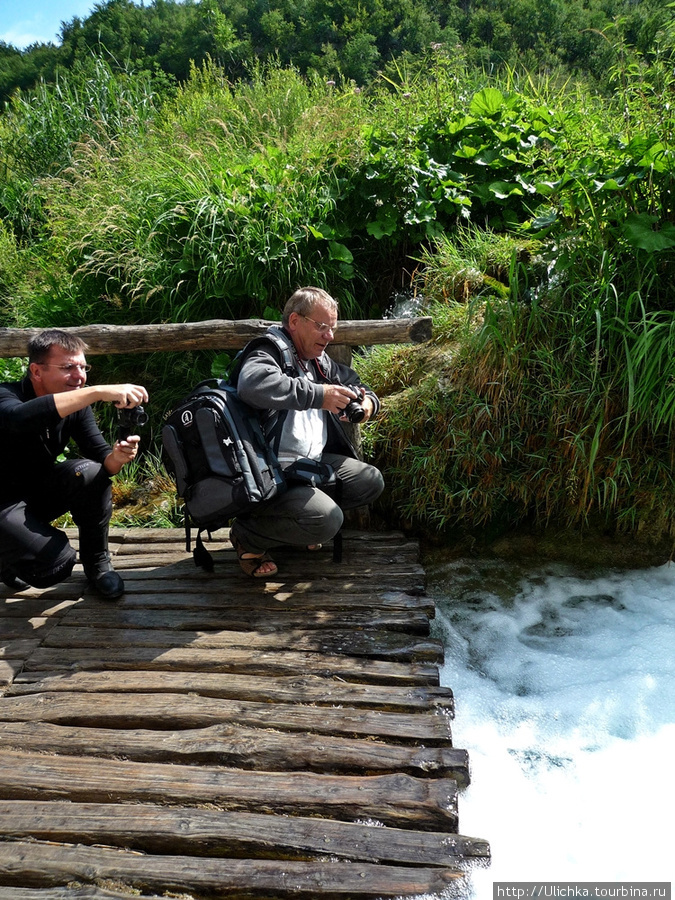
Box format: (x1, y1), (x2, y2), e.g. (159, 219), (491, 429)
(181, 410), (194, 427)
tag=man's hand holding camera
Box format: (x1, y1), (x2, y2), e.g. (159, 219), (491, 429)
(51, 382), (148, 418)
(107, 388), (148, 475)
(108, 384), (148, 410)
(113, 402), (149, 469)
(321, 384), (375, 423)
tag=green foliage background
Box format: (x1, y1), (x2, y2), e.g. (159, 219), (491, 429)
(1, 0), (668, 103)
(1, 0), (675, 543)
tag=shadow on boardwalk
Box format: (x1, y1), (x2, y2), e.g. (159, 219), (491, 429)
(0, 527), (490, 900)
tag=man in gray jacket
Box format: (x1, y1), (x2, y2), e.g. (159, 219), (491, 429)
(231, 286), (384, 577)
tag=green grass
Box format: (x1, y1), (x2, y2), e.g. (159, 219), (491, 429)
(110, 452), (183, 528)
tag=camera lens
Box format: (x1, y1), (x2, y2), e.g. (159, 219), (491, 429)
(134, 406), (149, 427)
(345, 400), (365, 423)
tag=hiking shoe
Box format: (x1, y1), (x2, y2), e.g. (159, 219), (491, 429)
(84, 556), (124, 600)
(1, 570), (30, 591)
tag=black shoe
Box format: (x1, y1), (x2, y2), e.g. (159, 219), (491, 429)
(83, 557), (124, 600)
(1, 571), (31, 591)
(89, 569), (124, 600)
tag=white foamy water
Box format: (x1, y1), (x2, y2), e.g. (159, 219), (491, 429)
(424, 556), (675, 898)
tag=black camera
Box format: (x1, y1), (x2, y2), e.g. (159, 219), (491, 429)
(343, 390), (366, 424)
(117, 405), (149, 442)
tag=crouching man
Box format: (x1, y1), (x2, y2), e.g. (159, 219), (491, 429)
(230, 286), (385, 577)
(0, 329), (148, 599)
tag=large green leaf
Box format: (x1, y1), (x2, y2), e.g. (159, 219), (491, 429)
(328, 241), (354, 263)
(489, 181), (524, 199)
(366, 208), (398, 239)
(469, 88), (505, 118)
(623, 214), (675, 252)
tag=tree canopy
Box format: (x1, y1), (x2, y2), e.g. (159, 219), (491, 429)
(1, 0), (671, 104)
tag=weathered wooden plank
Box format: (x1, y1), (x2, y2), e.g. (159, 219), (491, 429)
(0, 660), (21, 688)
(66, 526), (413, 550)
(105, 553), (426, 584)
(2, 571), (426, 603)
(0, 613), (50, 634)
(113, 550), (422, 576)
(40, 625), (441, 662)
(0, 638), (41, 657)
(0, 800), (490, 863)
(20, 646), (441, 684)
(99, 526), (409, 543)
(96, 526), (201, 543)
(102, 557), (427, 592)
(89, 527), (412, 549)
(110, 538), (420, 559)
(54, 605), (432, 635)
(0, 840), (461, 898)
(0, 595), (81, 617)
(0, 692), (454, 743)
(213, 557), (426, 580)
(74, 529), (417, 558)
(86, 543), (425, 575)
(7, 670), (455, 711)
(84, 552), (193, 569)
(117, 577), (427, 600)
(0, 721), (468, 782)
(0, 888), (162, 900)
(0, 750), (458, 830)
(113, 585), (434, 611)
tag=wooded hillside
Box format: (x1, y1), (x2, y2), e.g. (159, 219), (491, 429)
(0, 0), (669, 103)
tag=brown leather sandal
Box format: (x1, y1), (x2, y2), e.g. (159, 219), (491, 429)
(231, 535), (278, 578)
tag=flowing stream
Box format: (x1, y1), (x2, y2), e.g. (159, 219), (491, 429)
(422, 554), (675, 898)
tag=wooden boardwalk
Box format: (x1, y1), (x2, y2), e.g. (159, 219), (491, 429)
(0, 527), (490, 899)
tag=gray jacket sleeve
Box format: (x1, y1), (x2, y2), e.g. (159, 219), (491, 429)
(237, 347), (325, 411)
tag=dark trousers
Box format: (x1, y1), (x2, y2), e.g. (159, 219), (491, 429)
(0, 459), (112, 588)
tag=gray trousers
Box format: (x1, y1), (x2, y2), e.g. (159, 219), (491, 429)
(230, 453), (384, 553)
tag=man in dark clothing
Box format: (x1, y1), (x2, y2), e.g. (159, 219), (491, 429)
(230, 286), (384, 578)
(0, 329), (148, 599)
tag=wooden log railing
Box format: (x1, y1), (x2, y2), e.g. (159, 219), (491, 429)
(0, 317), (432, 359)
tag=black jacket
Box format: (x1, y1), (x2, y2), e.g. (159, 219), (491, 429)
(0, 377), (111, 505)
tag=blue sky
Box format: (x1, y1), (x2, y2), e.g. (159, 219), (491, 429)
(0, 1), (103, 49)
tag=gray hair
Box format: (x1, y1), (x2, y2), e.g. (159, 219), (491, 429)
(27, 329), (89, 364)
(282, 287), (338, 326)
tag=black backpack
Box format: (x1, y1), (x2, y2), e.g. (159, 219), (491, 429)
(161, 377), (287, 569)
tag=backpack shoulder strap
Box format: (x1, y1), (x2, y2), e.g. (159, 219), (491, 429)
(228, 327), (296, 387)
(263, 326), (296, 373)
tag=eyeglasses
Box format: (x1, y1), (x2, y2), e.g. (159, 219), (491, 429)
(301, 314), (338, 335)
(40, 363), (92, 373)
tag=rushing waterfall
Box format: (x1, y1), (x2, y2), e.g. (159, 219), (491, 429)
(425, 555), (675, 898)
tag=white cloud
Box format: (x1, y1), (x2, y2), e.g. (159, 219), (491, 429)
(1, 28), (54, 49)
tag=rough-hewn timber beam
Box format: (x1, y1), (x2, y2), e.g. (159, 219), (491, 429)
(0, 317), (432, 358)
